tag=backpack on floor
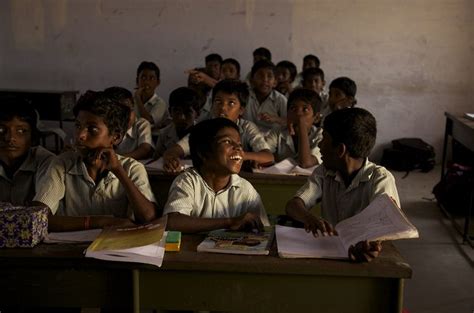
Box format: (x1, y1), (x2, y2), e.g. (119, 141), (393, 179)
(381, 138), (435, 173)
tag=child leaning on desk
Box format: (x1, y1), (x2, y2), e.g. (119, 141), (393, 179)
(0, 96), (55, 205)
(285, 108), (400, 262)
(32, 91), (157, 232)
(163, 117), (270, 233)
(265, 88), (323, 168)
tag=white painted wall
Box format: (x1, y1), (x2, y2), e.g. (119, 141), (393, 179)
(1, 0), (473, 161)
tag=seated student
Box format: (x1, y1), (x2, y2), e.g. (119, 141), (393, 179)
(293, 54), (321, 88)
(275, 60), (298, 98)
(164, 117), (270, 233)
(163, 79), (274, 172)
(265, 89), (323, 168)
(243, 59), (288, 133)
(33, 91), (157, 231)
(134, 61), (170, 130)
(205, 53), (223, 80)
(285, 108), (400, 262)
(105, 87), (154, 160)
(301, 67), (329, 118)
(154, 87), (200, 158)
(0, 97), (55, 205)
(245, 47), (272, 83)
(328, 76), (357, 112)
(220, 58), (241, 80)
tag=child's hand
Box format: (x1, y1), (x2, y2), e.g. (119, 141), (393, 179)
(348, 240), (382, 262)
(258, 112), (277, 123)
(163, 156), (184, 173)
(303, 215), (337, 237)
(230, 212), (264, 232)
(94, 147), (121, 172)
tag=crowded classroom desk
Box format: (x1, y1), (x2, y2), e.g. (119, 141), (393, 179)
(147, 169), (309, 215)
(441, 112), (474, 245)
(0, 234), (412, 313)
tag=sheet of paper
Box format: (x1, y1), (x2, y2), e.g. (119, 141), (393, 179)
(44, 229), (102, 243)
(253, 158), (315, 176)
(141, 158), (193, 171)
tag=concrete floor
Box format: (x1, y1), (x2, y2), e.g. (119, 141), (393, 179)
(391, 166), (474, 313)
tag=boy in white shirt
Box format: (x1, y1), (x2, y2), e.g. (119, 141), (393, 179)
(164, 118), (270, 233)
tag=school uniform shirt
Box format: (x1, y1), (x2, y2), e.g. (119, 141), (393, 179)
(294, 159), (400, 225)
(142, 93), (170, 128)
(176, 118), (270, 155)
(33, 151), (157, 218)
(116, 117), (154, 156)
(265, 126), (323, 164)
(0, 146), (55, 205)
(163, 168), (270, 226)
(154, 123), (180, 158)
(196, 92), (213, 123)
(243, 89), (287, 133)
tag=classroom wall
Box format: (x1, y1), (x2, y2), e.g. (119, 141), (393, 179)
(1, 0), (473, 161)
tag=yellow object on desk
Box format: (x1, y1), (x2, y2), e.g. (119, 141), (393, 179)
(165, 231), (181, 252)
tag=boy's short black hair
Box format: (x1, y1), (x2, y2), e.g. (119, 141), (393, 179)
(276, 60), (298, 81)
(168, 87), (201, 114)
(189, 117), (240, 170)
(136, 61), (160, 81)
(251, 59), (277, 78)
(287, 88), (322, 113)
(303, 54), (321, 67)
(0, 96), (40, 145)
(103, 86), (133, 107)
(211, 79), (249, 108)
(74, 91), (130, 140)
(205, 53), (223, 64)
(253, 47), (272, 60)
(302, 67), (325, 82)
(222, 58), (241, 75)
(329, 77), (357, 98)
(323, 108), (376, 159)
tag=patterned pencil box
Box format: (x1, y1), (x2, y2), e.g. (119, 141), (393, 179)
(0, 203), (49, 248)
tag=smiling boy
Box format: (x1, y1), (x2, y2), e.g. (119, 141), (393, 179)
(164, 118), (270, 233)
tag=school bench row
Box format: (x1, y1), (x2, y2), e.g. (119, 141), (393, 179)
(0, 234), (412, 313)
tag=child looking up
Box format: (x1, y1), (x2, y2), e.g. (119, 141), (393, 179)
(328, 77), (357, 112)
(105, 87), (154, 160)
(265, 89), (323, 168)
(285, 108), (399, 262)
(275, 60), (298, 98)
(34, 91), (157, 231)
(134, 61), (170, 130)
(154, 87), (200, 158)
(163, 79), (274, 172)
(164, 117), (270, 233)
(0, 97), (55, 205)
(244, 59), (287, 133)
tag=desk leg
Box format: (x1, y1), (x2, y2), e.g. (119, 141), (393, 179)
(396, 279), (404, 313)
(133, 269), (140, 313)
(441, 117), (452, 180)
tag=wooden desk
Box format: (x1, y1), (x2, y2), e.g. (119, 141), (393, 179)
(0, 236), (412, 313)
(441, 112), (474, 245)
(148, 170), (308, 216)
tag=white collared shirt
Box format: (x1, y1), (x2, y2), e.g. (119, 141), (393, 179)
(116, 117), (154, 155)
(142, 93), (170, 127)
(243, 89), (287, 133)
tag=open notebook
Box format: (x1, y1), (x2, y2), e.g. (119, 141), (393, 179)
(140, 157), (193, 172)
(253, 158), (317, 176)
(276, 194), (419, 259)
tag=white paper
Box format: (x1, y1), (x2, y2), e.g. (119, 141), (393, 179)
(253, 158), (316, 176)
(44, 229), (102, 243)
(141, 157), (193, 171)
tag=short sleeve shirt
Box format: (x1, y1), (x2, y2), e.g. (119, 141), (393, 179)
(154, 123), (180, 158)
(0, 146), (55, 205)
(243, 90), (288, 133)
(33, 151), (157, 218)
(163, 168), (270, 226)
(116, 117), (154, 155)
(265, 126), (323, 163)
(143, 93), (170, 127)
(294, 159), (400, 225)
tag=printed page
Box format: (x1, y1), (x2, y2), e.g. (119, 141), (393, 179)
(336, 194), (419, 250)
(253, 158), (297, 175)
(276, 225), (347, 259)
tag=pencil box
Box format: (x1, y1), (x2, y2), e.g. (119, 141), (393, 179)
(0, 203), (49, 248)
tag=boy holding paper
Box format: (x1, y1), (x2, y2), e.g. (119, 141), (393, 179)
(285, 108), (399, 262)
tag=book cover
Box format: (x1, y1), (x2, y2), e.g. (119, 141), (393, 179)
(85, 216), (167, 267)
(253, 158), (317, 176)
(197, 227), (274, 255)
(276, 194), (419, 259)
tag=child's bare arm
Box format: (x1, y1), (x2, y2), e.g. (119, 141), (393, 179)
(134, 88), (154, 124)
(285, 197), (335, 236)
(163, 144), (186, 173)
(121, 143), (154, 160)
(292, 117), (318, 168)
(166, 212), (263, 233)
(243, 149), (274, 166)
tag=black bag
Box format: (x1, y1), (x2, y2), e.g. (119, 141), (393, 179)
(381, 138), (435, 173)
(433, 163), (474, 216)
